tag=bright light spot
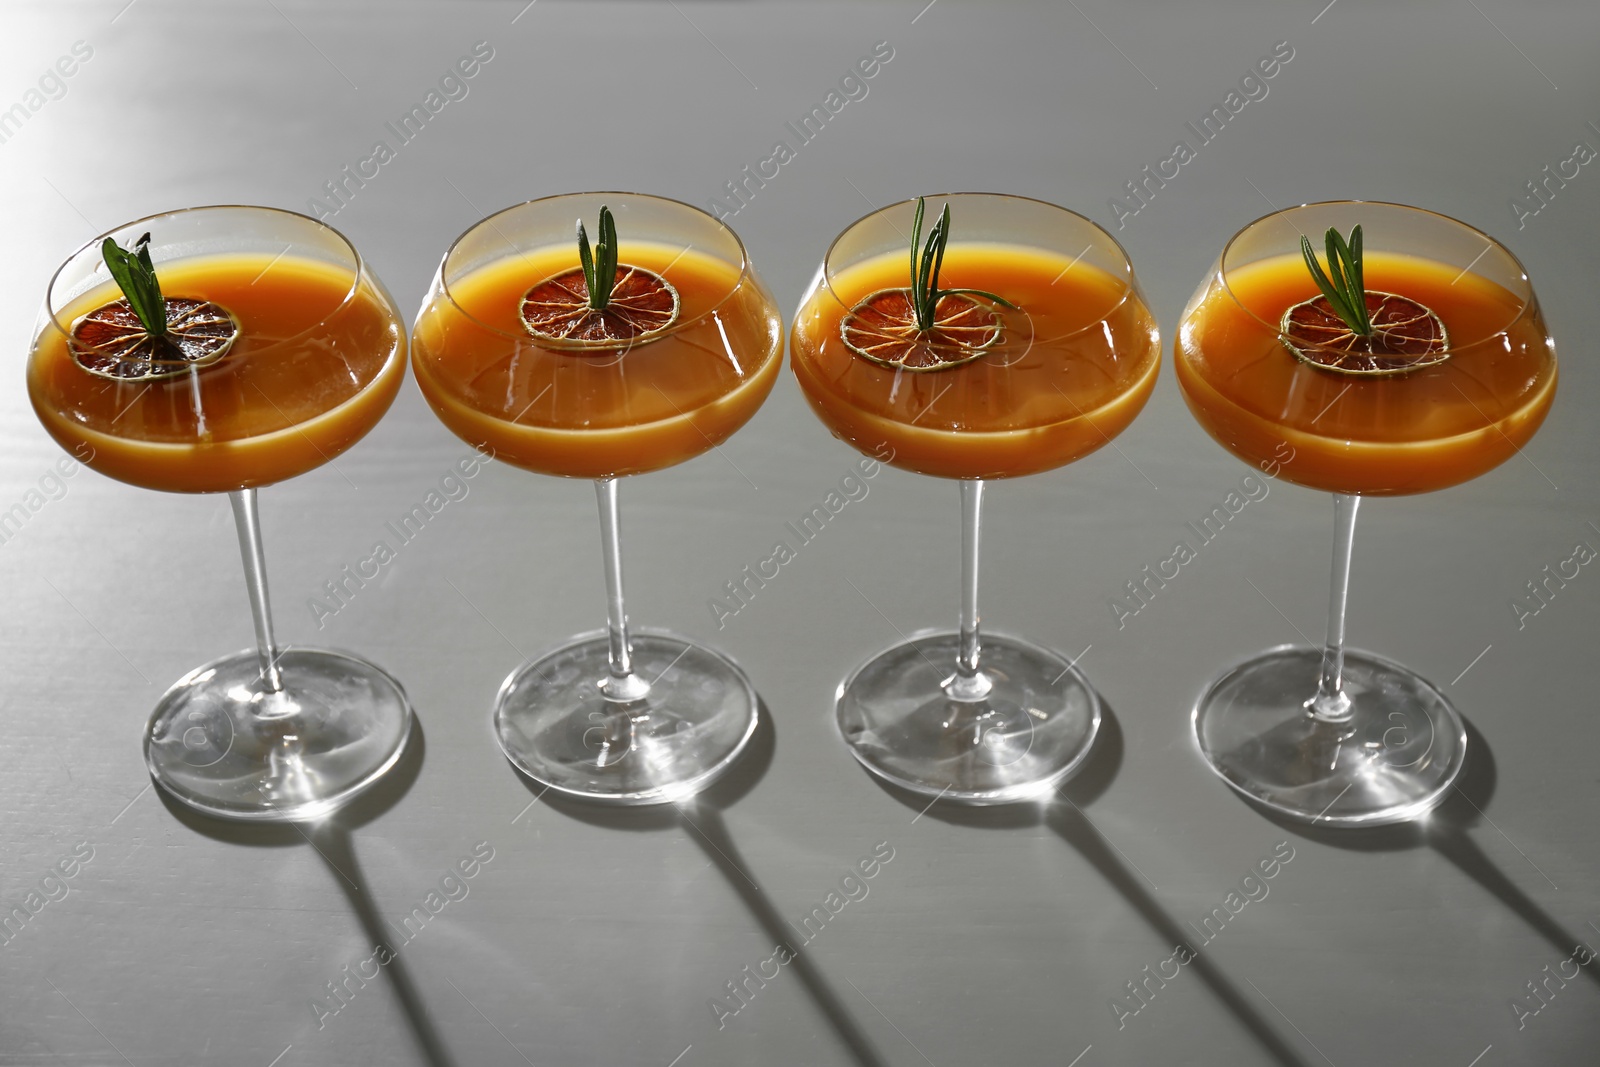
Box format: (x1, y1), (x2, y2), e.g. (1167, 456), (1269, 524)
(662, 781), (700, 805)
(1013, 779), (1057, 802)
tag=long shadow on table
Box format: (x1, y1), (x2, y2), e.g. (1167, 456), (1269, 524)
(1253, 716), (1599, 990)
(308, 818), (458, 1067)
(161, 717), (458, 1066)
(871, 703), (1314, 1067)
(539, 703), (892, 1067)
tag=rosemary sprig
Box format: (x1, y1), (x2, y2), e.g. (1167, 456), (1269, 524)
(1300, 225), (1372, 337)
(101, 232), (167, 336)
(907, 197), (1016, 332)
(577, 206), (620, 312)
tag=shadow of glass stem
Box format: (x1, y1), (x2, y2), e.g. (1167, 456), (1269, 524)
(539, 704), (892, 1067)
(158, 716), (456, 1064)
(1259, 715), (1600, 991)
(679, 805), (891, 1067)
(307, 820), (458, 1067)
(873, 703), (1316, 1067)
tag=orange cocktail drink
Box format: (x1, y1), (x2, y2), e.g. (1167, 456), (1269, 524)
(1176, 250), (1555, 495)
(413, 242), (779, 479)
(792, 243), (1159, 480)
(31, 253), (403, 493)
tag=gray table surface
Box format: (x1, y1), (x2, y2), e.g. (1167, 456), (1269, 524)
(2, 1), (1597, 1064)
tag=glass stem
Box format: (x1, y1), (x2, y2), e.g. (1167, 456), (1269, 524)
(1308, 492), (1360, 723)
(229, 488), (283, 694)
(947, 478), (992, 702)
(595, 478), (649, 703)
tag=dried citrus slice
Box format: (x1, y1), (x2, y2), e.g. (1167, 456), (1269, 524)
(70, 297), (239, 381)
(840, 288), (1003, 372)
(1281, 290), (1449, 376)
(520, 265), (679, 345)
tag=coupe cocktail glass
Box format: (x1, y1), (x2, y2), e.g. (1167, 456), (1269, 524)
(412, 192), (782, 803)
(1175, 200), (1556, 824)
(29, 205), (412, 821)
(791, 193), (1160, 803)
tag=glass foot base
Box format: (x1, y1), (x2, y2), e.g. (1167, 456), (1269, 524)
(835, 630), (1101, 805)
(493, 629), (758, 805)
(145, 647), (413, 822)
(1192, 644), (1466, 826)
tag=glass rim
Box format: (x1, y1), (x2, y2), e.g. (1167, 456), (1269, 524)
(43, 204), (368, 358)
(433, 190), (754, 350)
(1216, 198), (1539, 353)
(817, 192), (1142, 344)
